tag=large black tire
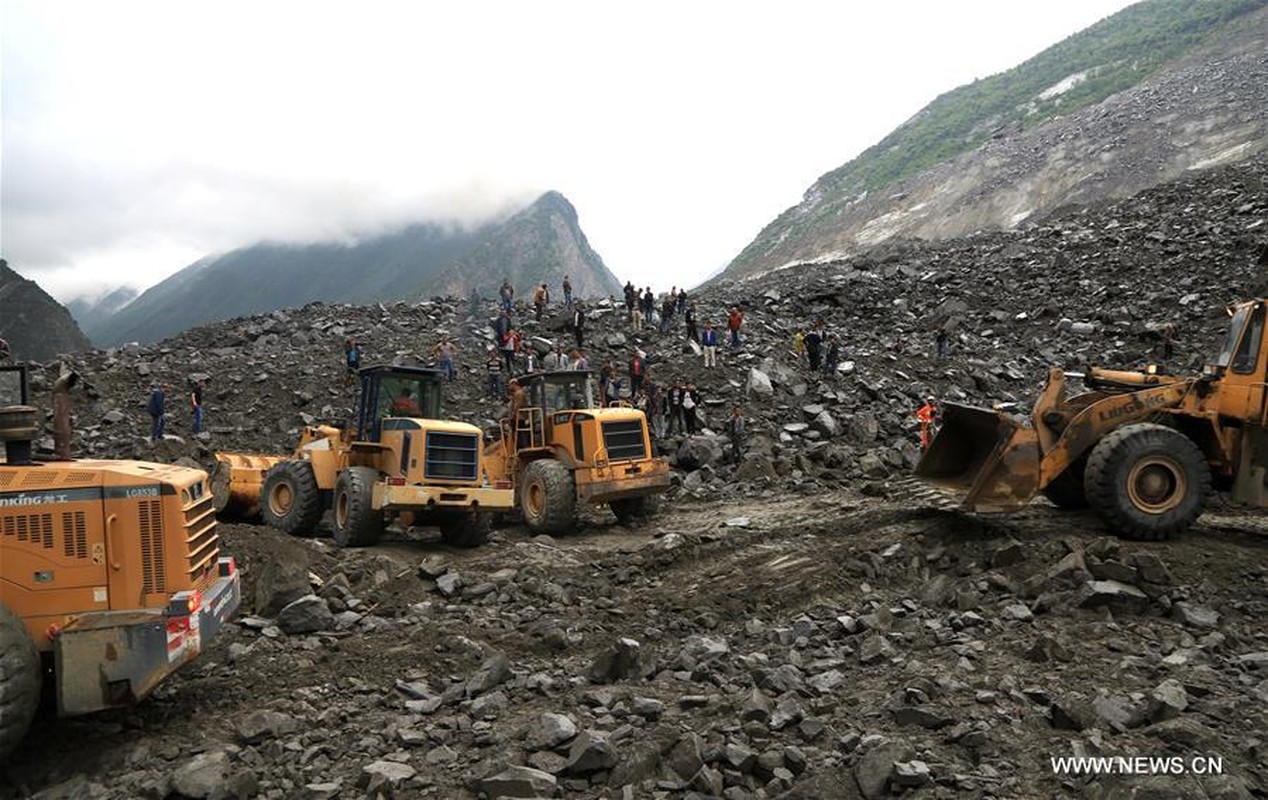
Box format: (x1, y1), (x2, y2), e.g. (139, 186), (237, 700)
(0, 603), (41, 760)
(1084, 423), (1210, 540)
(1042, 457), (1089, 510)
(610, 495), (660, 524)
(332, 467), (383, 547)
(520, 459), (577, 534)
(439, 510), (492, 548)
(261, 461), (323, 536)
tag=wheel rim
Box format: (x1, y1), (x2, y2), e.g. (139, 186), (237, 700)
(335, 490), (349, 527)
(526, 481), (545, 517)
(1127, 455), (1186, 514)
(269, 482), (294, 517)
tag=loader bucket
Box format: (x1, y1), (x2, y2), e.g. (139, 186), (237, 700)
(914, 403), (1041, 513)
(211, 452), (286, 518)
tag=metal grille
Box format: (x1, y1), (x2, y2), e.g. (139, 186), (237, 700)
(20, 471), (55, 488)
(0, 473), (14, 489)
(138, 499), (166, 595)
(424, 432), (479, 481)
(2, 513), (54, 548)
(184, 494), (219, 589)
(61, 511), (88, 559)
(602, 420), (647, 462)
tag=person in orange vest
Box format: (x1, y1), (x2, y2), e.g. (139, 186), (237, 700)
(916, 397), (938, 449)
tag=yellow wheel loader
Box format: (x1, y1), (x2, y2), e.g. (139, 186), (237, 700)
(0, 365), (240, 759)
(213, 366), (513, 548)
(916, 298), (1268, 539)
(483, 370), (671, 534)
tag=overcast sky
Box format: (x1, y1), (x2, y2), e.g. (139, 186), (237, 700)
(2, 0), (1139, 303)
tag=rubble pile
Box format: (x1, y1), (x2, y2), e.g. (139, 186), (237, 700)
(1, 158), (1266, 799)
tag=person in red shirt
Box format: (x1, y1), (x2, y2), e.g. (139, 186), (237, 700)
(727, 307), (744, 350)
(916, 397), (938, 449)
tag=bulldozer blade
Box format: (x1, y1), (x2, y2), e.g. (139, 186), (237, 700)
(211, 452), (285, 519)
(914, 403), (1041, 513)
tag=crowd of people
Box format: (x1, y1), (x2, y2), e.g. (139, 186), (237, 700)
(320, 278), (967, 463)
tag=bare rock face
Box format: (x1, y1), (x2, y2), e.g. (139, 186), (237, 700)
(0, 260), (92, 361)
(723, 5), (1268, 281)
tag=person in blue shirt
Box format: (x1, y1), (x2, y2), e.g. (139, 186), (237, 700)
(701, 322), (718, 368)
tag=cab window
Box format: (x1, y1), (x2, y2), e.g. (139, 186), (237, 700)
(1231, 304), (1265, 374)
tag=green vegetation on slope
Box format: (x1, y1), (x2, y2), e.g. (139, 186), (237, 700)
(829, 0), (1265, 195)
(724, 0), (1265, 278)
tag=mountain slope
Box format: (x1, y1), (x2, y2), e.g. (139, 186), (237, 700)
(90, 191), (622, 346)
(67, 286), (139, 334)
(0, 260), (93, 361)
(722, 0), (1268, 282)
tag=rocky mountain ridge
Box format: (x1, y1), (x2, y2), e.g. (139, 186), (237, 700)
(722, 2), (1268, 282)
(87, 191), (622, 347)
(0, 259), (92, 362)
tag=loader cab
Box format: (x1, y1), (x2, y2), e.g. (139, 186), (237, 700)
(1212, 301), (1268, 423)
(355, 365), (444, 442)
(507, 371), (596, 454)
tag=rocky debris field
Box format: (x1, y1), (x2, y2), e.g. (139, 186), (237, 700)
(4, 497), (1268, 799)
(0, 158), (1266, 798)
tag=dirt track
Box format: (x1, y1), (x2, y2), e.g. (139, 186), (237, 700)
(3, 491), (1266, 799)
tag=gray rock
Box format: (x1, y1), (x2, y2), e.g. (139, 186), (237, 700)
(1172, 601), (1219, 629)
(893, 760), (932, 788)
(564, 730), (619, 775)
(811, 410), (838, 437)
(234, 709), (298, 744)
(362, 761), (416, 793)
(436, 571), (463, 597)
(466, 651), (512, 696)
(1077, 580), (1150, 614)
(1127, 551), (1173, 584)
(589, 637), (643, 683)
(526, 712), (578, 751)
(275, 594), (334, 635)
(1001, 603), (1034, 621)
(253, 539), (312, 616)
(854, 740), (913, 799)
(858, 633), (895, 664)
(1149, 678), (1188, 722)
(476, 766), (559, 799)
(631, 696), (665, 720)
(170, 750), (258, 800)
(747, 368), (774, 396)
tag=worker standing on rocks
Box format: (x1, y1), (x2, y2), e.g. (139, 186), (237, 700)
(533, 283), (549, 321)
(191, 379), (205, 434)
(793, 329), (806, 364)
(684, 303), (698, 343)
(682, 383), (700, 435)
(147, 384), (167, 443)
(916, 397), (938, 449)
(727, 307), (744, 351)
(572, 301), (586, 348)
(806, 325), (823, 372)
(485, 346), (504, 399)
(701, 322), (718, 368)
(726, 403), (745, 465)
(499, 279), (514, 313)
(629, 350), (646, 396)
(344, 338), (361, 387)
(562, 275), (573, 310)
(433, 338), (459, 382)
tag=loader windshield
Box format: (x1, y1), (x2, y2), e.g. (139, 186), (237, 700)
(539, 372), (594, 412)
(1212, 303), (1262, 372)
